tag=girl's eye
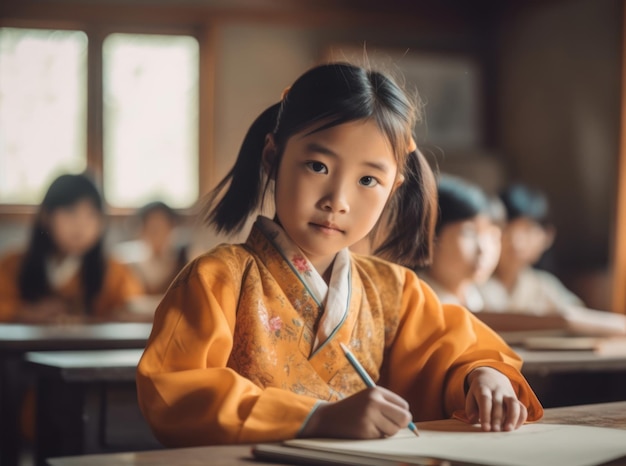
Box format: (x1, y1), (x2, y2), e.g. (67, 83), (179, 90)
(359, 176), (379, 187)
(306, 161), (328, 174)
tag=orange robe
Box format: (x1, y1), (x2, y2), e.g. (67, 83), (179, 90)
(137, 224), (542, 447)
(0, 251), (144, 322)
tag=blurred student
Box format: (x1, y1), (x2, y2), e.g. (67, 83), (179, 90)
(115, 201), (189, 296)
(480, 183), (626, 335)
(0, 173), (145, 323)
(417, 175), (501, 312)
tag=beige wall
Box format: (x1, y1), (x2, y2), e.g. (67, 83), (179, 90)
(494, 0), (622, 309)
(497, 0), (622, 273)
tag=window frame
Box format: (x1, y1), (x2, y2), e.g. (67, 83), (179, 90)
(0, 17), (215, 218)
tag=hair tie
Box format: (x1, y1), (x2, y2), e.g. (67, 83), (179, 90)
(408, 137), (417, 153)
(281, 86), (291, 101)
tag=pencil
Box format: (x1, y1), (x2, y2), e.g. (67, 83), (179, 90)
(339, 342), (420, 437)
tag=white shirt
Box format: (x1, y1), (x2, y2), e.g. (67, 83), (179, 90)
(418, 272), (486, 312)
(479, 267), (584, 315)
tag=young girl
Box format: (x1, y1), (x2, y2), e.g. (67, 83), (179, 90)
(115, 201), (189, 296)
(0, 173), (144, 323)
(137, 63), (543, 448)
(418, 174), (501, 312)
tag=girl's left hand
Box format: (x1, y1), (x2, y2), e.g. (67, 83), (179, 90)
(464, 367), (528, 432)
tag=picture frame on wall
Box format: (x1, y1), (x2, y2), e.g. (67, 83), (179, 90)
(323, 45), (483, 151)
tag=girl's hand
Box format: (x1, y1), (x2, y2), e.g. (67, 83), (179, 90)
(298, 386), (412, 439)
(465, 367), (528, 432)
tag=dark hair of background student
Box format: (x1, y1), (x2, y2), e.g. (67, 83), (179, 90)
(137, 200), (188, 272)
(138, 200), (179, 225)
(203, 62), (437, 268)
(499, 183), (551, 226)
(435, 175), (492, 235)
(17, 173), (106, 313)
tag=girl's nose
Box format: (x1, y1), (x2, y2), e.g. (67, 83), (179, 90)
(321, 186), (350, 214)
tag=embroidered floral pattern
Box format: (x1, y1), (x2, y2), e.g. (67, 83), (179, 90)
(291, 254), (311, 275)
(228, 219), (394, 401)
(268, 316), (282, 332)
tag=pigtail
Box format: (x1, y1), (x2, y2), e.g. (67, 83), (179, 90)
(204, 103), (281, 234)
(82, 241), (106, 314)
(18, 224), (51, 302)
(373, 148), (438, 269)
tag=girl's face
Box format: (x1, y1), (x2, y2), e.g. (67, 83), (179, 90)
(432, 214), (499, 284)
(47, 199), (104, 257)
(271, 119), (402, 275)
(499, 217), (552, 267)
(142, 211), (175, 255)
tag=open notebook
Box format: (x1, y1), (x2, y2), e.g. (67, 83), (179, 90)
(253, 419), (626, 466)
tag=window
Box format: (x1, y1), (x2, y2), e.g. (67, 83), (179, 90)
(0, 27), (200, 211)
(0, 27), (87, 205)
(103, 33), (199, 209)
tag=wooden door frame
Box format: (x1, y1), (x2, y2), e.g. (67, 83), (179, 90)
(612, 0), (626, 314)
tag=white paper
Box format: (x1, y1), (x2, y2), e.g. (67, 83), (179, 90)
(286, 421), (626, 466)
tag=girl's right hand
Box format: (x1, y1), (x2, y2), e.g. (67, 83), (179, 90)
(298, 386), (412, 439)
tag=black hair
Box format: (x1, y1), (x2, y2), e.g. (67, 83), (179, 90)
(203, 62), (437, 268)
(138, 201), (179, 224)
(499, 183), (551, 226)
(17, 173), (106, 314)
(436, 175), (491, 235)
(137, 200), (188, 290)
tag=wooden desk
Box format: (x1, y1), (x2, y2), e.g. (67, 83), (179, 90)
(517, 347), (626, 408)
(25, 349), (157, 466)
(518, 348), (626, 374)
(0, 323), (152, 466)
(23, 346), (626, 464)
(0, 323), (152, 352)
(46, 401), (626, 466)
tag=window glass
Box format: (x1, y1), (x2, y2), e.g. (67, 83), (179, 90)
(103, 33), (199, 208)
(0, 27), (87, 204)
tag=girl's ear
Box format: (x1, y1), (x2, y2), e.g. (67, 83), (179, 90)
(392, 173), (405, 194)
(261, 133), (277, 179)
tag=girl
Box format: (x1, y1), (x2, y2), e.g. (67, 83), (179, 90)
(115, 201), (189, 296)
(0, 173), (145, 323)
(418, 174), (501, 312)
(137, 63), (542, 448)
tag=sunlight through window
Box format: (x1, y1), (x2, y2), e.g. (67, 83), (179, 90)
(0, 27), (87, 204)
(103, 33), (199, 209)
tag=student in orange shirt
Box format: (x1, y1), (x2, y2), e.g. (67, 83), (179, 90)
(137, 62), (542, 448)
(0, 172), (144, 323)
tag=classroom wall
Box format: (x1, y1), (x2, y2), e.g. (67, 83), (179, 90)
(495, 0), (623, 308)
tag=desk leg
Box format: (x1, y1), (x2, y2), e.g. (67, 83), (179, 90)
(0, 354), (25, 466)
(34, 378), (104, 466)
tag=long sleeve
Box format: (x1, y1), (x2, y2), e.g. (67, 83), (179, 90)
(136, 254), (318, 447)
(379, 270), (543, 422)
